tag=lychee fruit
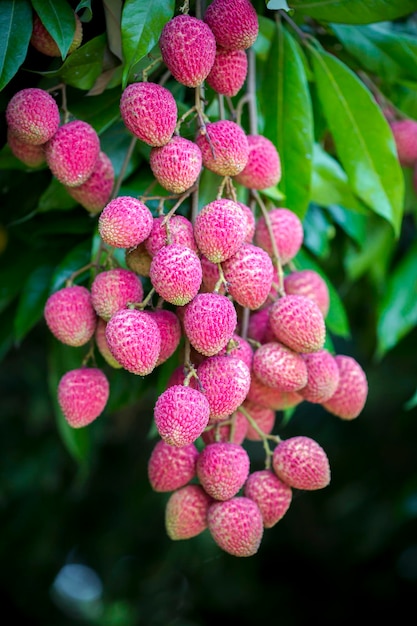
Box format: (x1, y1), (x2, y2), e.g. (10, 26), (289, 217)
(146, 309), (182, 366)
(299, 349), (340, 404)
(272, 435), (331, 491)
(322, 354), (368, 420)
(154, 385), (210, 447)
(252, 341), (308, 392)
(183, 292), (237, 356)
(125, 242), (152, 277)
(254, 207), (304, 265)
(284, 268), (330, 318)
(218, 333), (253, 370)
(98, 195), (153, 249)
(30, 12), (83, 57)
(207, 496), (264, 557)
(64, 151), (114, 214)
(90, 268), (144, 321)
(246, 371), (304, 410)
(238, 202), (256, 242)
(159, 14), (216, 88)
(390, 119), (417, 167)
(94, 318), (122, 369)
(268, 294), (326, 353)
(7, 129), (46, 167)
(6, 87), (60, 145)
(57, 367), (109, 428)
(120, 81), (178, 147)
(239, 400), (276, 441)
(148, 439), (199, 492)
(204, 0), (259, 51)
(200, 255), (225, 294)
(150, 136), (202, 194)
(222, 243), (274, 310)
(165, 484), (213, 540)
(149, 243), (202, 306)
(234, 134), (281, 189)
(201, 410), (248, 445)
(44, 120), (100, 187)
(244, 469), (292, 528)
(105, 308), (161, 376)
(206, 47), (248, 97)
(145, 214), (197, 257)
(196, 442), (250, 500)
(44, 285), (97, 347)
(195, 120), (249, 176)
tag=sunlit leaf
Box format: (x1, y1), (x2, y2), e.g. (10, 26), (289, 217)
(285, 0), (417, 24)
(31, 0), (76, 59)
(0, 0), (32, 91)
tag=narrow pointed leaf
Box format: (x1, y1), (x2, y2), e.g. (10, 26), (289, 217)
(0, 0), (32, 91)
(14, 265), (55, 342)
(285, 0), (417, 24)
(31, 0), (77, 59)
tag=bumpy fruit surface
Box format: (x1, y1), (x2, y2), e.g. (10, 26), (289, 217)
(268, 294), (326, 354)
(323, 355), (368, 420)
(183, 292), (237, 357)
(165, 484), (212, 540)
(125, 243), (152, 277)
(154, 385), (210, 447)
(239, 400), (276, 441)
(222, 243), (274, 310)
(272, 436), (331, 491)
(57, 367), (109, 428)
(234, 134), (281, 189)
(206, 47), (248, 97)
(201, 411), (248, 445)
(254, 207), (304, 265)
(196, 442), (250, 500)
(6, 87), (60, 145)
(284, 269), (330, 318)
(145, 214), (197, 257)
(30, 12), (83, 57)
(150, 136), (202, 193)
(246, 371), (304, 410)
(98, 196), (153, 249)
(149, 243), (202, 305)
(300, 349), (340, 404)
(390, 119), (417, 167)
(194, 198), (248, 263)
(7, 130), (45, 167)
(252, 341), (308, 392)
(90, 268), (144, 321)
(147, 309), (182, 366)
(195, 120), (249, 176)
(159, 14), (216, 87)
(244, 469), (292, 528)
(44, 285), (97, 347)
(64, 151), (114, 214)
(208, 496), (264, 557)
(204, 0), (259, 50)
(148, 440), (199, 492)
(94, 318), (122, 369)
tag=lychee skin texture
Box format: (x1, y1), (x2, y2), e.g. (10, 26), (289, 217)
(105, 308), (161, 376)
(154, 385), (211, 447)
(44, 285), (97, 347)
(148, 440), (199, 492)
(252, 341), (308, 392)
(196, 442), (250, 501)
(284, 269), (330, 318)
(30, 12), (83, 57)
(64, 151), (114, 214)
(120, 81), (178, 147)
(239, 400), (276, 441)
(57, 367), (109, 428)
(98, 196), (153, 249)
(150, 136), (202, 194)
(165, 484), (213, 540)
(272, 436), (331, 491)
(7, 129), (45, 167)
(268, 294), (326, 354)
(194, 198), (248, 264)
(201, 410), (248, 445)
(90, 268), (144, 321)
(254, 208), (304, 265)
(238, 202), (256, 243)
(44, 120), (100, 187)
(218, 333), (253, 370)
(183, 292), (237, 357)
(147, 309), (182, 366)
(195, 120), (249, 176)
(145, 214), (197, 257)
(206, 47), (248, 97)
(197, 355), (251, 422)
(149, 243), (202, 306)
(204, 0), (259, 51)
(234, 134), (281, 190)
(246, 371), (304, 410)
(323, 355), (368, 420)
(208, 496), (264, 557)
(6, 88), (60, 145)
(159, 14), (216, 88)
(94, 318), (122, 369)
(244, 469), (292, 528)
(222, 243), (274, 310)
(300, 349), (340, 404)
(390, 119), (417, 167)
(125, 243), (152, 277)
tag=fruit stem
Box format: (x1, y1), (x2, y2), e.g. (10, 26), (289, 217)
(131, 287), (156, 310)
(252, 190), (285, 297)
(141, 55), (162, 82)
(65, 262), (96, 287)
(238, 404), (281, 468)
(162, 184), (198, 225)
(214, 263), (228, 293)
(111, 135), (137, 200)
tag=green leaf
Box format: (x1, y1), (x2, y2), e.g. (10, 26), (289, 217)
(261, 23), (313, 219)
(68, 87), (122, 134)
(38, 178), (78, 212)
(0, 0), (32, 91)
(286, 0), (417, 24)
(376, 240), (417, 358)
(0, 306), (15, 362)
(404, 388), (417, 411)
(309, 45), (404, 236)
(49, 239), (92, 293)
(31, 0), (77, 59)
(344, 219), (394, 283)
(0, 247), (34, 313)
(14, 264), (55, 343)
(121, 0), (175, 88)
(302, 204), (335, 259)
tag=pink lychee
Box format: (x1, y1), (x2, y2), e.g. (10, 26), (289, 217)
(252, 341), (308, 392)
(218, 333), (253, 370)
(206, 47), (248, 96)
(238, 202), (256, 242)
(125, 242), (152, 277)
(284, 268), (330, 317)
(196, 441), (250, 500)
(148, 439), (199, 492)
(94, 317), (122, 369)
(64, 151), (114, 214)
(208, 496), (264, 557)
(149, 243), (202, 306)
(154, 384), (210, 447)
(57, 367), (109, 428)
(390, 119), (417, 167)
(165, 484), (213, 540)
(244, 469), (292, 528)
(200, 254), (225, 294)
(272, 435), (331, 491)
(238, 400), (276, 441)
(194, 198), (247, 263)
(145, 214), (197, 257)
(146, 309), (182, 366)
(234, 134), (281, 189)
(150, 136), (202, 193)
(44, 285), (97, 347)
(195, 120), (249, 176)
(268, 294), (326, 353)
(90, 268), (144, 321)
(201, 410), (248, 445)
(183, 292), (237, 356)
(222, 243), (274, 310)
(299, 349), (340, 404)
(98, 195), (153, 249)
(204, 0), (259, 50)
(254, 207), (304, 265)
(7, 129), (45, 167)
(6, 88), (60, 145)
(246, 371), (304, 410)
(322, 354), (368, 420)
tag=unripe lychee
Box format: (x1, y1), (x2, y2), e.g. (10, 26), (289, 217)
(254, 207), (304, 265)
(284, 269), (330, 318)
(44, 285), (97, 347)
(64, 151), (114, 214)
(322, 354), (368, 420)
(204, 0), (259, 50)
(194, 198), (247, 263)
(7, 129), (45, 167)
(269, 294), (326, 354)
(150, 136), (202, 193)
(147, 309), (182, 366)
(222, 243), (274, 310)
(125, 242), (152, 277)
(145, 214), (197, 257)
(98, 196), (153, 249)
(148, 439), (199, 492)
(299, 349), (340, 404)
(238, 400), (276, 441)
(234, 134), (281, 189)
(390, 119), (417, 167)
(208, 496), (264, 557)
(90, 268), (144, 321)
(6, 88), (60, 145)
(105, 308), (161, 376)
(44, 120), (100, 187)
(159, 14), (216, 88)
(30, 12), (83, 57)
(149, 243), (202, 306)
(57, 367), (109, 428)
(94, 318), (122, 369)
(197, 354), (251, 422)
(201, 410), (248, 445)
(272, 435), (331, 491)
(183, 292), (237, 356)
(120, 81), (178, 147)
(244, 469), (292, 528)
(154, 385), (210, 447)
(246, 371), (304, 410)
(196, 442), (250, 500)
(206, 47), (248, 96)
(165, 484), (212, 540)
(195, 120), (249, 176)
(252, 341), (308, 392)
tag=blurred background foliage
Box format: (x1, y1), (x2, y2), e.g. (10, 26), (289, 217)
(1, 0), (417, 623)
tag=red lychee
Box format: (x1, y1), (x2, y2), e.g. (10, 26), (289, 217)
(300, 349), (340, 404)
(94, 318), (122, 369)
(90, 268), (143, 321)
(44, 285), (97, 347)
(284, 268), (330, 318)
(165, 484), (212, 540)
(64, 151), (114, 214)
(150, 136), (202, 193)
(252, 341), (308, 392)
(208, 496), (264, 557)
(149, 243), (202, 306)
(6, 87), (60, 145)
(194, 198), (248, 263)
(204, 0), (259, 50)
(98, 196), (153, 249)
(196, 441), (250, 500)
(390, 119), (417, 167)
(7, 129), (45, 167)
(234, 134), (281, 190)
(218, 333), (253, 370)
(222, 243), (274, 310)
(272, 435), (331, 491)
(57, 367), (109, 428)
(201, 410), (248, 445)
(148, 439), (199, 492)
(322, 354), (368, 420)
(154, 385), (210, 447)
(30, 12), (83, 57)
(206, 47), (248, 97)
(246, 371), (304, 411)
(147, 309), (182, 366)
(254, 207), (304, 265)
(195, 120), (249, 176)
(239, 400), (276, 441)
(238, 202), (256, 242)
(268, 294), (326, 353)
(145, 214), (197, 257)
(183, 292), (237, 357)
(244, 469), (292, 528)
